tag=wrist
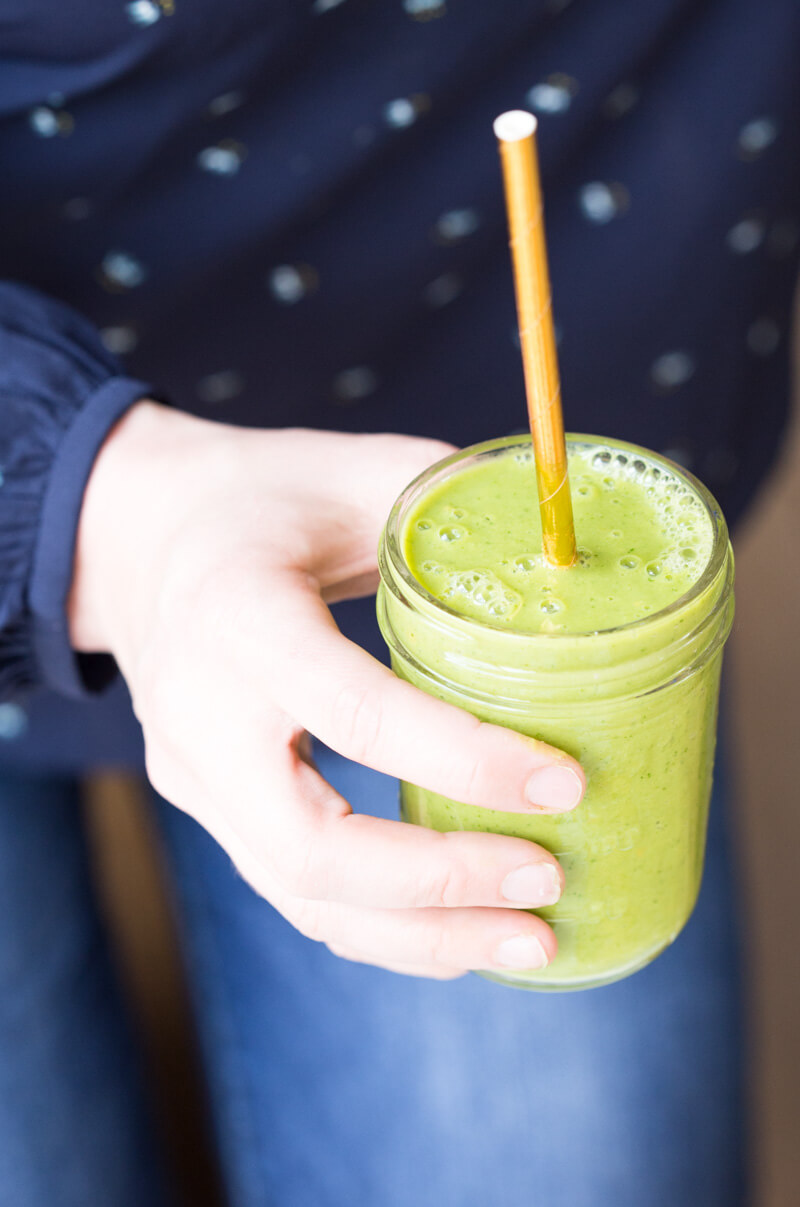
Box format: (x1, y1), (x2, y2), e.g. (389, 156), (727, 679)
(68, 399), (211, 663)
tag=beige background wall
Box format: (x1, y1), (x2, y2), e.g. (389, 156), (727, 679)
(730, 343), (800, 1206)
(87, 339), (800, 1205)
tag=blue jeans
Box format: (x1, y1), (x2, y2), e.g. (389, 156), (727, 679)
(0, 746), (746, 1207)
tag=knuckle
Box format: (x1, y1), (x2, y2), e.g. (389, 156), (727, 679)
(327, 682), (382, 763)
(458, 720), (493, 802)
(286, 897), (326, 943)
(278, 833), (329, 901)
(420, 852), (469, 909)
(424, 922), (452, 968)
(416, 438), (457, 465)
(389, 435), (455, 470)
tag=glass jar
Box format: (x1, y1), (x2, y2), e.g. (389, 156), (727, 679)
(377, 435), (734, 991)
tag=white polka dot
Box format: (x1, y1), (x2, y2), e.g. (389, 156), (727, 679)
(352, 124), (376, 148)
(332, 367), (378, 402)
(578, 182), (629, 223)
(737, 117), (778, 159)
(402, 0), (446, 19)
(197, 141), (246, 175)
(384, 99), (415, 128)
(526, 74), (578, 115)
(313, 0), (347, 11)
(746, 317), (781, 356)
(267, 264), (318, 304)
(726, 217), (765, 254)
(100, 325), (139, 355)
(62, 197), (93, 221)
(766, 218), (799, 259)
(29, 107), (73, 137)
(661, 446), (693, 470)
(196, 371), (245, 403)
(208, 91), (244, 117)
(603, 82), (639, 118)
(650, 351), (695, 390)
(29, 108), (58, 137)
(423, 272), (463, 308)
(0, 703), (27, 740)
(98, 251), (147, 290)
(384, 95), (430, 129)
(126, 0), (161, 25)
(434, 208), (480, 243)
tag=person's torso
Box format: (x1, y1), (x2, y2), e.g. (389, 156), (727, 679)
(0, 0), (798, 769)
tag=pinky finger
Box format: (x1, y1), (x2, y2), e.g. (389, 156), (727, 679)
(326, 944), (465, 981)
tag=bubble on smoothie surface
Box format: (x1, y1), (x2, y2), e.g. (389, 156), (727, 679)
(442, 569), (522, 621)
(404, 441), (715, 634)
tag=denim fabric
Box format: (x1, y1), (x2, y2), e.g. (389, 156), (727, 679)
(155, 741), (746, 1207)
(0, 748), (745, 1207)
(0, 774), (169, 1207)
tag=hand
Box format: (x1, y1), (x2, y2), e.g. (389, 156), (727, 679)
(70, 402), (585, 979)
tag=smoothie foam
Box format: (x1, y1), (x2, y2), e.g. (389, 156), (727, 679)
(404, 444), (713, 635)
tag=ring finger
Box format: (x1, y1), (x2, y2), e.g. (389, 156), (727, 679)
(289, 898), (557, 975)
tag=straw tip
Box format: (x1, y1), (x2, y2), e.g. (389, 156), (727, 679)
(493, 110), (538, 142)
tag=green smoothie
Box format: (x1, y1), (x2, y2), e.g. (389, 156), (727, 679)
(377, 435), (734, 990)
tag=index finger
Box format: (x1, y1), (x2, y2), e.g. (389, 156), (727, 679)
(241, 575), (585, 815)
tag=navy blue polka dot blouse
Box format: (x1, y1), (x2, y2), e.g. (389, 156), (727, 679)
(0, 0), (798, 769)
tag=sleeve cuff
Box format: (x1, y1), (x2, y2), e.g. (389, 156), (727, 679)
(28, 376), (154, 699)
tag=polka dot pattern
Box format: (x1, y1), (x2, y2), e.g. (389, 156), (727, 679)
(196, 371), (245, 403)
(650, 352), (695, 391)
(97, 252), (147, 291)
(0, 0), (797, 774)
(332, 367), (378, 402)
(197, 141), (246, 175)
(578, 182), (629, 223)
(527, 74), (578, 115)
(0, 704), (27, 740)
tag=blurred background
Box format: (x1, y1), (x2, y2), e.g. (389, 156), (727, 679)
(83, 303), (800, 1207)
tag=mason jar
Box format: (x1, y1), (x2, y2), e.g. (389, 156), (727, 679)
(377, 435), (735, 991)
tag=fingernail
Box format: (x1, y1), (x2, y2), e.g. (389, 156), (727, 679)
(525, 765), (583, 812)
(501, 862), (561, 906)
(494, 934), (549, 970)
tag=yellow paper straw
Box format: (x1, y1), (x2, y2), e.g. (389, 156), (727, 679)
(494, 110), (577, 568)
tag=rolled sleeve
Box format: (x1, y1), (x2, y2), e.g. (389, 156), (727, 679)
(0, 281), (156, 700)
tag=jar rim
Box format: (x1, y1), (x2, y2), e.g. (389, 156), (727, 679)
(381, 434), (731, 642)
